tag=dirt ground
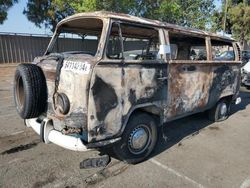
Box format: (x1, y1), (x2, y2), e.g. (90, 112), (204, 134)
(1, 65), (250, 188)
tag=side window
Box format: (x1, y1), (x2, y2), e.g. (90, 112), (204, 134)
(168, 32), (207, 60)
(211, 40), (235, 61)
(106, 23), (160, 61)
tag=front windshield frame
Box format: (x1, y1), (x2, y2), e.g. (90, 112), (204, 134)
(45, 17), (105, 58)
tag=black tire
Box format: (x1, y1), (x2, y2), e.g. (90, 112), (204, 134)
(113, 113), (158, 164)
(208, 99), (231, 122)
(13, 64), (47, 119)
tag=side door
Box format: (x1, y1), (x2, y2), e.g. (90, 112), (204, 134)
(165, 33), (212, 120)
(88, 21), (168, 142)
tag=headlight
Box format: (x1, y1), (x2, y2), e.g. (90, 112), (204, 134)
(55, 93), (70, 115)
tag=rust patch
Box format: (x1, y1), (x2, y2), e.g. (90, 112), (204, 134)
(207, 64), (239, 106)
(43, 70), (56, 81)
(62, 127), (82, 135)
(166, 63), (212, 118)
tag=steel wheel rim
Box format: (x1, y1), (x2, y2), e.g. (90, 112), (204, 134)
(128, 124), (151, 155)
(220, 103), (228, 117)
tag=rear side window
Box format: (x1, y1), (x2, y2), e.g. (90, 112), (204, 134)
(211, 40), (235, 61)
(106, 23), (160, 61)
(168, 32), (206, 61)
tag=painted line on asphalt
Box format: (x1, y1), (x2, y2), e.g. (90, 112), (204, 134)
(150, 158), (205, 188)
(240, 177), (250, 188)
(9, 130), (25, 136)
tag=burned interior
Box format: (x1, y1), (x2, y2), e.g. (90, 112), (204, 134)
(106, 23), (160, 60)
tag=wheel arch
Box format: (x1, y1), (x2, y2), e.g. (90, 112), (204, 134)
(119, 103), (162, 137)
(219, 94), (234, 104)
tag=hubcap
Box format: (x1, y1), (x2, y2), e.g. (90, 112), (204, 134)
(128, 125), (151, 155)
(220, 103), (227, 117)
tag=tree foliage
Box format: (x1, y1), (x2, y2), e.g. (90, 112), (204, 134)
(212, 0), (250, 47)
(23, 0), (215, 32)
(0, 0), (18, 24)
(229, 2), (250, 47)
(23, 0), (74, 31)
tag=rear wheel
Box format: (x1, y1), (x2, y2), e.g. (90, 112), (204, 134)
(113, 113), (158, 164)
(208, 99), (231, 122)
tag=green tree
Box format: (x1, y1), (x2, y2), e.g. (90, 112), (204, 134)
(229, 2), (250, 48)
(23, 0), (74, 32)
(212, 0), (250, 49)
(24, 0), (215, 32)
(0, 0), (18, 24)
(156, 0), (215, 30)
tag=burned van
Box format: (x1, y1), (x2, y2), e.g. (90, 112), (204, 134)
(13, 11), (241, 164)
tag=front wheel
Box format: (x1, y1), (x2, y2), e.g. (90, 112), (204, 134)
(208, 99), (231, 122)
(113, 113), (158, 164)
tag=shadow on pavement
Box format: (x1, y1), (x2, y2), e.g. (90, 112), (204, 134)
(151, 89), (250, 159)
(107, 89), (250, 163)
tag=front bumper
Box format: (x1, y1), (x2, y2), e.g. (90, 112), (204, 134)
(25, 118), (90, 151)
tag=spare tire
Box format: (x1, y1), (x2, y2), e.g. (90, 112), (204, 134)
(13, 64), (47, 119)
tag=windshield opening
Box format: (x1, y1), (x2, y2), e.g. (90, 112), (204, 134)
(48, 18), (103, 56)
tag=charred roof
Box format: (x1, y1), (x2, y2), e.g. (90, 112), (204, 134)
(57, 11), (235, 42)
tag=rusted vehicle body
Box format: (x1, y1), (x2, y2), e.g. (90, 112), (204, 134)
(13, 11), (241, 163)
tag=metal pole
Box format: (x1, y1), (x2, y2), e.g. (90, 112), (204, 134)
(223, 0), (228, 36)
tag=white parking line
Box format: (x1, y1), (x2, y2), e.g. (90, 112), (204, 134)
(9, 131), (24, 136)
(240, 178), (250, 188)
(150, 158), (205, 188)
